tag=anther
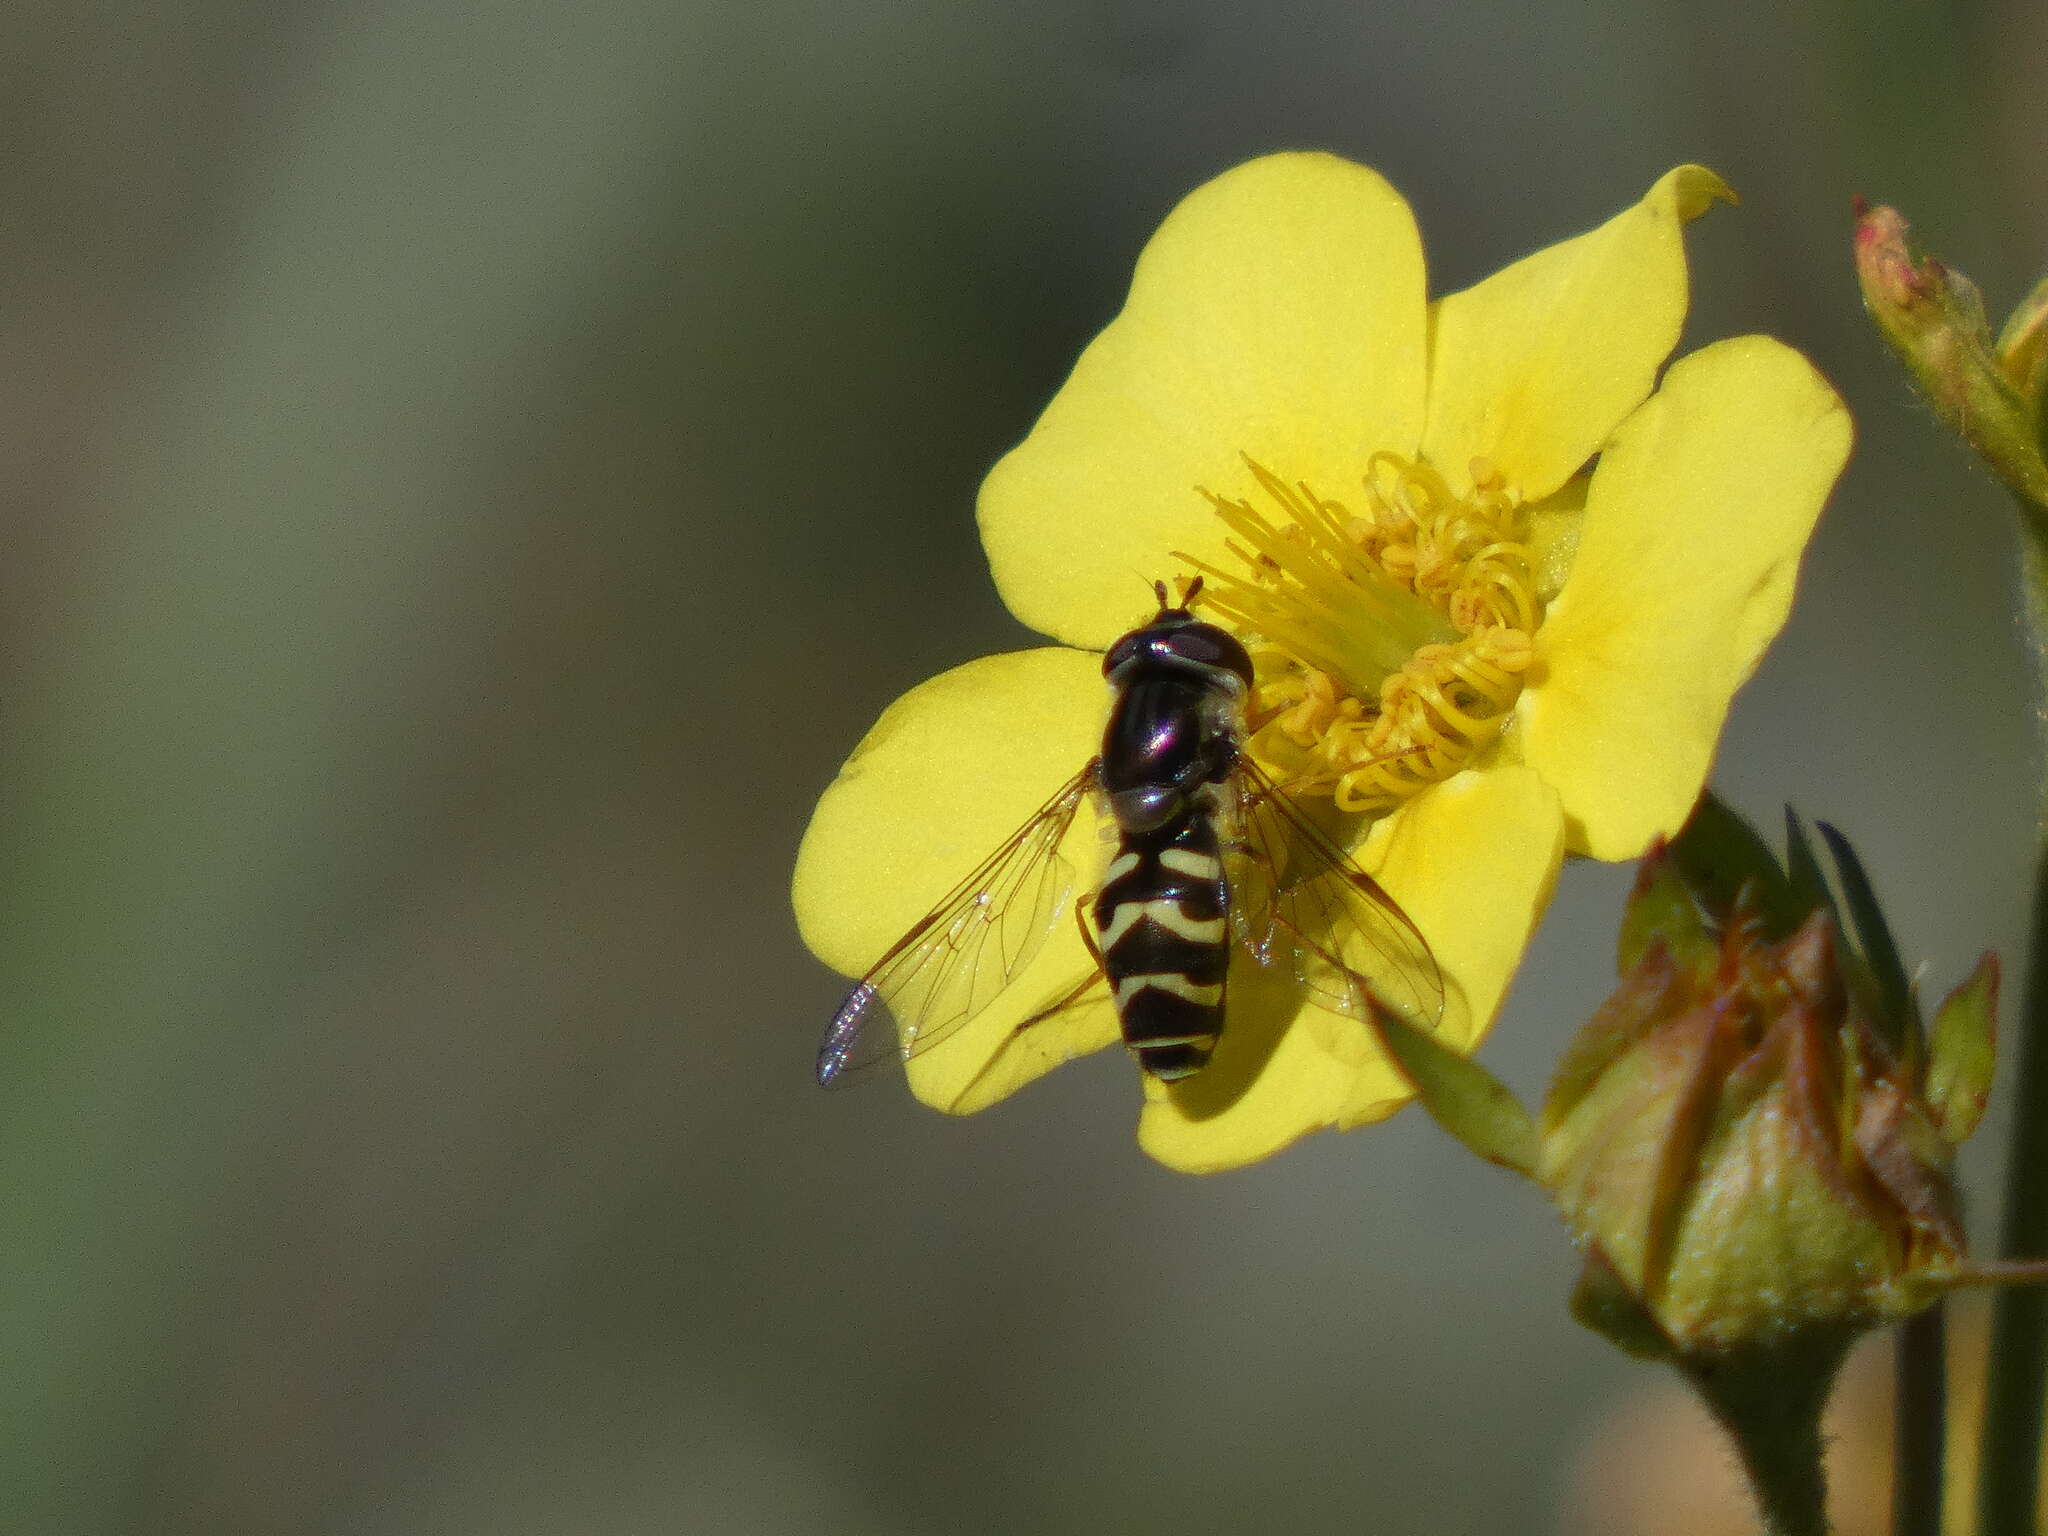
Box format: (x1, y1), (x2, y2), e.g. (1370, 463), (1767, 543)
(1188, 451), (1546, 817)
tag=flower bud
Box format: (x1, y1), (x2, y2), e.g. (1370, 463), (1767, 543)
(1854, 202), (2048, 513)
(1541, 826), (1995, 1364)
(1525, 801), (2016, 1534)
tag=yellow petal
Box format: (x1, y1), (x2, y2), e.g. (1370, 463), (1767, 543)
(1420, 165), (1734, 502)
(792, 648), (1119, 1112)
(1136, 764), (1563, 1173)
(980, 152), (1428, 650)
(1518, 336), (1852, 860)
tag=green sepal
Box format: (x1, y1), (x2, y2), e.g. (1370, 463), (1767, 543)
(1995, 270), (2048, 419)
(1569, 1245), (1676, 1362)
(1816, 820), (1914, 1044)
(1782, 809), (1831, 924)
(1618, 844), (1712, 977)
(1925, 951), (2000, 1145)
(1669, 793), (1802, 938)
(1542, 944), (1686, 1135)
(1368, 1006), (1537, 1177)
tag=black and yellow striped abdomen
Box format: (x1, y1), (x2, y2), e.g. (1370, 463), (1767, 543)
(1093, 802), (1230, 1081)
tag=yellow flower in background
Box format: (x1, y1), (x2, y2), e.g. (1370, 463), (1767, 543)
(794, 153), (1852, 1173)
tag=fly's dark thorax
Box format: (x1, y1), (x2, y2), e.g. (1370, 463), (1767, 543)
(1092, 605), (1252, 1083)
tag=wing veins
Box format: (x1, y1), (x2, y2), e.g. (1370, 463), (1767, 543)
(817, 763), (1097, 1085)
(1228, 759), (1445, 1031)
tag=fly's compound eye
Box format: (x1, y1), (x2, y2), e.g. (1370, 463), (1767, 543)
(1102, 632), (1148, 678)
(1156, 624), (1254, 687)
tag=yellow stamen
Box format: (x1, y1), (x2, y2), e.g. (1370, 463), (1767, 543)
(1179, 452), (1544, 816)
(1184, 460), (1453, 688)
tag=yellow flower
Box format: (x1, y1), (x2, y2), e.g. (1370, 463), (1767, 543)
(793, 154), (1852, 1174)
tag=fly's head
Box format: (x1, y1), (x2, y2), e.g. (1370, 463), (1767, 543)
(1101, 577), (1254, 693)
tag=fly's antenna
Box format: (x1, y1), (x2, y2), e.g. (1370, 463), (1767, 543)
(1152, 577), (1171, 610)
(1181, 574), (1206, 606)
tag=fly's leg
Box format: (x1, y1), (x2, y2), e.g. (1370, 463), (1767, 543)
(1075, 897), (1107, 970)
(1011, 904), (1109, 1034)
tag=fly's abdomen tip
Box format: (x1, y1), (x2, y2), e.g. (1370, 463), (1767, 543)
(1133, 1037), (1216, 1081)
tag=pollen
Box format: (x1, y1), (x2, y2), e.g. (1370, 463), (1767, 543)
(1180, 454), (1543, 814)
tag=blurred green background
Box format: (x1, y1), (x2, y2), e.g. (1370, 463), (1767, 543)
(1, 1), (2039, 1531)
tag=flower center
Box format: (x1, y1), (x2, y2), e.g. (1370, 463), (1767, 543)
(1179, 454), (1542, 814)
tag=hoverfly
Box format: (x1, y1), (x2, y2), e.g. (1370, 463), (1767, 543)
(815, 579), (1445, 1088)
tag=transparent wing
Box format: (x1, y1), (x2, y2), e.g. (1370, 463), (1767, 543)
(816, 764), (1098, 1086)
(1227, 758), (1445, 1031)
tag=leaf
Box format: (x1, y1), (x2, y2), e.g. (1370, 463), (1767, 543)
(1368, 1005), (1538, 1176)
(1925, 952), (1999, 1145)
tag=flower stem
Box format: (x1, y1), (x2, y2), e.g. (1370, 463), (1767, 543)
(1683, 1337), (1848, 1536)
(2020, 532), (2048, 734)
(1893, 1304), (1946, 1536)
(1977, 520), (2048, 1536)
(1976, 830), (2048, 1536)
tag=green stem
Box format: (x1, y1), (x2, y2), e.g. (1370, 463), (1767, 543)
(1893, 1304), (1946, 1536)
(1977, 516), (2048, 1536)
(1684, 1336), (1849, 1536)
(2019, 529), (2048, 725)
(1977, 831), (2048, 1536)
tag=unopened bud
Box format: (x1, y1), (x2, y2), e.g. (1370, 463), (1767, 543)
(1532, 801), (2019, 1533)
(1542, 815), (1999, 1367)
(1855, 202), (2048, 512)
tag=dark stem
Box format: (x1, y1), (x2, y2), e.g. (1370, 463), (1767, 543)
(1977, 833), (2048, 1536)
(1684, 1337), (1847, 1536)
(1892, 1304), (1946, 1536)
